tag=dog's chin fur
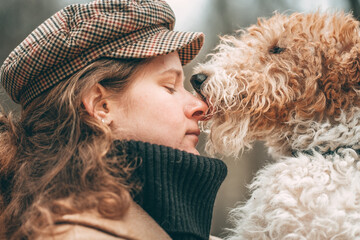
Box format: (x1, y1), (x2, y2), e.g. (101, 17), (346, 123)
(195, 11), (360, 239)
(203, 107), (360, 159)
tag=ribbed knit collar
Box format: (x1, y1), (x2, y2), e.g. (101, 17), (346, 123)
(115, 140), (227, 240)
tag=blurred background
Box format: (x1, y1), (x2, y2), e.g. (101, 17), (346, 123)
(0, 0), (359, 238)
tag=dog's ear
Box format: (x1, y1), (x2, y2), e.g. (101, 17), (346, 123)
(320, 41), (360, 116)
(340, 42), (360, 106)
(311, 13), (360, 117)
(339, 42), (360, 87)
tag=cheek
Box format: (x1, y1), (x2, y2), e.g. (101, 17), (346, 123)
(147, 103), (186, 145)
(114, 86), (189, 145)
(129, 92), (185, 131)
(138, 89), (184, 119)
(152, 102), (184, 132)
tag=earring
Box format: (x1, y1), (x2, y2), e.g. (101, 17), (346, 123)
(101, 119), (105, 124)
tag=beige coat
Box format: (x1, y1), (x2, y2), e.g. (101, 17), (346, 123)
(36, 199), (222, 240)
(36, 200), (171, 240)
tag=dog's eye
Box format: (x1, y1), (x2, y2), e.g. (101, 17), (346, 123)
(269, 46), (285, 54)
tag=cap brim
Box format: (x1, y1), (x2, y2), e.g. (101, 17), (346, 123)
(108, 28), (204, 65)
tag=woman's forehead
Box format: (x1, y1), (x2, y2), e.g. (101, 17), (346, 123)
(140, 52), (183, 77)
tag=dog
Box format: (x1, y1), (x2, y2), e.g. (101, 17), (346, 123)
(191, 12), (360, 239)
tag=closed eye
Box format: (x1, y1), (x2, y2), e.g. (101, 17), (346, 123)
(164, 85), (176, 94)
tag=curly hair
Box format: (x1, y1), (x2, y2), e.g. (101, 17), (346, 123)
(195, 12), (360, 157)
(0, 58), (149, 239)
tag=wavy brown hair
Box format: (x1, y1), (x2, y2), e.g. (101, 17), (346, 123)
(0, 58), (149, 239)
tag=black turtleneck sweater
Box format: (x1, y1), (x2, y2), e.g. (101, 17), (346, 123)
(114, 140), (227, 240)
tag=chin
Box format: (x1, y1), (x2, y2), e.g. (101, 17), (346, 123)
(184, 148), (200, 155)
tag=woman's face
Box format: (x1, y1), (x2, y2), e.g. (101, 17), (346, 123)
(108, 52), (208, 155)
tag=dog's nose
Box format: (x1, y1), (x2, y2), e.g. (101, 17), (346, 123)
(190, 73), (207, 95)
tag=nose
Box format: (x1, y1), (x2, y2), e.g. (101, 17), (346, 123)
(190, 73), (207, 96)
(185, 94), (209, 121)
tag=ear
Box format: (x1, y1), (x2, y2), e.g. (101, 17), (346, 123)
(82, 83), (111, 125)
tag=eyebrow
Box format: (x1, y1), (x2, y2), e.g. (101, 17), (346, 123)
(159, 68), (183, 78)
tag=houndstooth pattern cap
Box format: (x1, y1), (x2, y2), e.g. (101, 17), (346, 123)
(0, 0), (204, 107)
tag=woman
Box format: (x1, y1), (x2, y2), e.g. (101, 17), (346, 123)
(0, 0), (227, 239)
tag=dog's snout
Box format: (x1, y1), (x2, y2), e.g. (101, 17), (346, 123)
(190, 73), (207, 95)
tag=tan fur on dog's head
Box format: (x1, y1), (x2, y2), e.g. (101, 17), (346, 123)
(195, 12), (360, 157)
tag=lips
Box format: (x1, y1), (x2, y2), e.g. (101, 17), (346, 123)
(186, 129), (200, 145)
(186, 129), (200, 136)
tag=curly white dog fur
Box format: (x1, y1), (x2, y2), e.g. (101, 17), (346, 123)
(193, 12), (360, 239)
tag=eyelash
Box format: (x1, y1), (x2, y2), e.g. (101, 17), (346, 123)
(165, 86), (176, 94)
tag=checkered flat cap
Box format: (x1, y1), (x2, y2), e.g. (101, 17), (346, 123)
(0, 0), (204, 107)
